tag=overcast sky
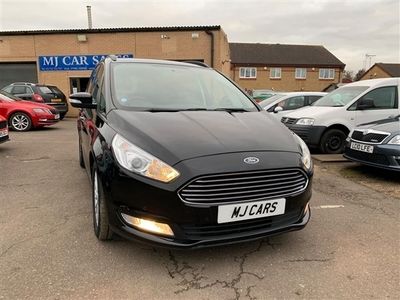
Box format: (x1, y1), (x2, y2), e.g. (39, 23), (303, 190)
(0, 0), (399, 72)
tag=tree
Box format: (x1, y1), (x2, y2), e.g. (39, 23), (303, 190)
(354, 69), (366, 81)
(343, 70), (354, 82)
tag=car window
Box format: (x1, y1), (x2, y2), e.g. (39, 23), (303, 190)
(308, 95), (323, 105)
(2, 86), (12, 93)
(358, 86), (398, 110)
(278, 96), (305, 111)
(12, 86), (28, 94)
(0, 90), (19, 101)
(313, 86), (369, 107)
(259, 94), (286, 109)
(111, 63), (257, 111)
(38, 86), (53, 94)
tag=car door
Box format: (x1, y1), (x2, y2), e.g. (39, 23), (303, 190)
(355, 85), (399, 125)
(80, 64), (104, 175)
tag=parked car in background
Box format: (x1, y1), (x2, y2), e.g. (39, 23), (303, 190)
(1, 82), (68, 119)
(70, 57), (313, 248)
(252, 89), (280, 102)
(344, 115), (400, 171)
(0, 90), (60, 131)
(0, 115), (9, 143)
(281, 78), (400, 154)
(259, 92), (327, 116)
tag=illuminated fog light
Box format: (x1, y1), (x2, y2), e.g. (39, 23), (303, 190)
(121, 213), (174, 237)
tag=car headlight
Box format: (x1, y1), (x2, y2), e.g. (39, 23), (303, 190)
(294, 134), (312, 170)
(296, 118), (315, 126)
(112, 134), (180, 183)
(33, 108), (51, 114)
(388, 135), (400, 145)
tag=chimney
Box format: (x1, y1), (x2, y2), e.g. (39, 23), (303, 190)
(87, 6), (93, 29)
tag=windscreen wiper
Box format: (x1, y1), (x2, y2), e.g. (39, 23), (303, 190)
(213, 108), (250, 112)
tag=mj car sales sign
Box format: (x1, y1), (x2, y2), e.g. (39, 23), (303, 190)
(38, 54), (133, 71)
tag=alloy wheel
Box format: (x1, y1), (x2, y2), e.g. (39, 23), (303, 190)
(11, 114), (30, 131)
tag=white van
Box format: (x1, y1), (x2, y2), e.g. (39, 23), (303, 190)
(281, 78), (400, 153)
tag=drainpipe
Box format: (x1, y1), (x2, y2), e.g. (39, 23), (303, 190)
(205, 30), (214, 68)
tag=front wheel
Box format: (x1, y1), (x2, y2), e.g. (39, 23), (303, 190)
(319, 129), (347, 154)
(9, 112), (32, 131)
(59, 113), (66, 120)
(92, 169), (113, 241)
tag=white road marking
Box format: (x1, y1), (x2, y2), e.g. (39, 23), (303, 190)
(311, 205), (345, 209)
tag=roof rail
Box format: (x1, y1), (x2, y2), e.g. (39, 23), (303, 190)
(184, 61), (210, 68)
(11, 82), (36, 86)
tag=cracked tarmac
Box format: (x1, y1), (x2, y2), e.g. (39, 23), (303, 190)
(1, 119), (399, 299)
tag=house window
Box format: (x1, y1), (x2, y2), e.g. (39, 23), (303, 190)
(319, 68), (335, 79)
(239, 67), (257, 78)
(270, 68), (281, 79)
(295, 68), (307, 79)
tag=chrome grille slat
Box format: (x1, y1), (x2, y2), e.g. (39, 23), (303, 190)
(187, 174), (304, 188)
(183, 179), (306, 194)
(179, 168), (308, 206)
(182, 183), (305, 199)
(196, 171), (300, 183)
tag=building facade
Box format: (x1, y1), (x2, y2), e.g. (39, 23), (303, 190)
(230, 43), (345, 92)
(360, 63), (400, 80)
(0, 26), (230, 116)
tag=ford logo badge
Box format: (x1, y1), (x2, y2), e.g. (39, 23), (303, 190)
(244, 157), (260, 164)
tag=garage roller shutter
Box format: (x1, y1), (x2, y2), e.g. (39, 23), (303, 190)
(0, 63), (38, 89)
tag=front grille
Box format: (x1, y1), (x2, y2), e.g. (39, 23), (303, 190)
(0, 121), (7, 129)
(346, 149), (390, 165)
(351, 130), (389, 144)
(181, 209), (302, 240)
(281, 117), (297, 125)
(178, 169), (308, 206)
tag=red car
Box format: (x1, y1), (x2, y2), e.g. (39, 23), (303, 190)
(0, 90), (60, 131)
(0, 115), (9, 143)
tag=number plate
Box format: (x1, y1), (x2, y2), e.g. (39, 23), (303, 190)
(51, 99), (62, 103)
(350, 142), (374, 153)
(217, 198), (286, 224)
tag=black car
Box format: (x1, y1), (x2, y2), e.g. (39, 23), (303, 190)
(69, 57), (313, 248)
(2, 82), (68, 119)
(344, 116), (400, 171)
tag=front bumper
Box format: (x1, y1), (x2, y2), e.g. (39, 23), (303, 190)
(284, 124), (326, 148)
(99, 151), (313, 248)
(0, 135), (9, 144)
(344, 140), (400, 171)
(33, 113), (60, 127)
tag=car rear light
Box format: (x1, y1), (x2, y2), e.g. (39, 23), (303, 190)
(32, 94), (44, 102)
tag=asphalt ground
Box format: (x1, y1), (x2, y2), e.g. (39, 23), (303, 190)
(1, 119), (399, 299)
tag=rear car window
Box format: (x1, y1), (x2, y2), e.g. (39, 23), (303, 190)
(38, 86), (54, 94)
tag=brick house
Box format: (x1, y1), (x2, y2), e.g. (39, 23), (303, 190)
(229, 43), (345, 92)
(360, 63), (400, 80)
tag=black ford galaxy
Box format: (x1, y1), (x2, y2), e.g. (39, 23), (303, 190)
(70, 57), (313, 248)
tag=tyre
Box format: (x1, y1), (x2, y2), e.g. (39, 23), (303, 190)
(92, 168), (113, 240)
(79, 135), (85, 169)
(59, 113), (66, 120)
(319, 129), (347, 154)
(9, 112), (32, 131)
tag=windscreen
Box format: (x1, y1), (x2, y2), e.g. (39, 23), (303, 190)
(313, 86), (369, 107)
(111, 63), (258, 111)
(0, 90), (20, 102)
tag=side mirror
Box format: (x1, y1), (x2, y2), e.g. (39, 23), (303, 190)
(69, 92), (96, 109)
(274, 106), (284, 113)
(357, 98), (374, 110)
